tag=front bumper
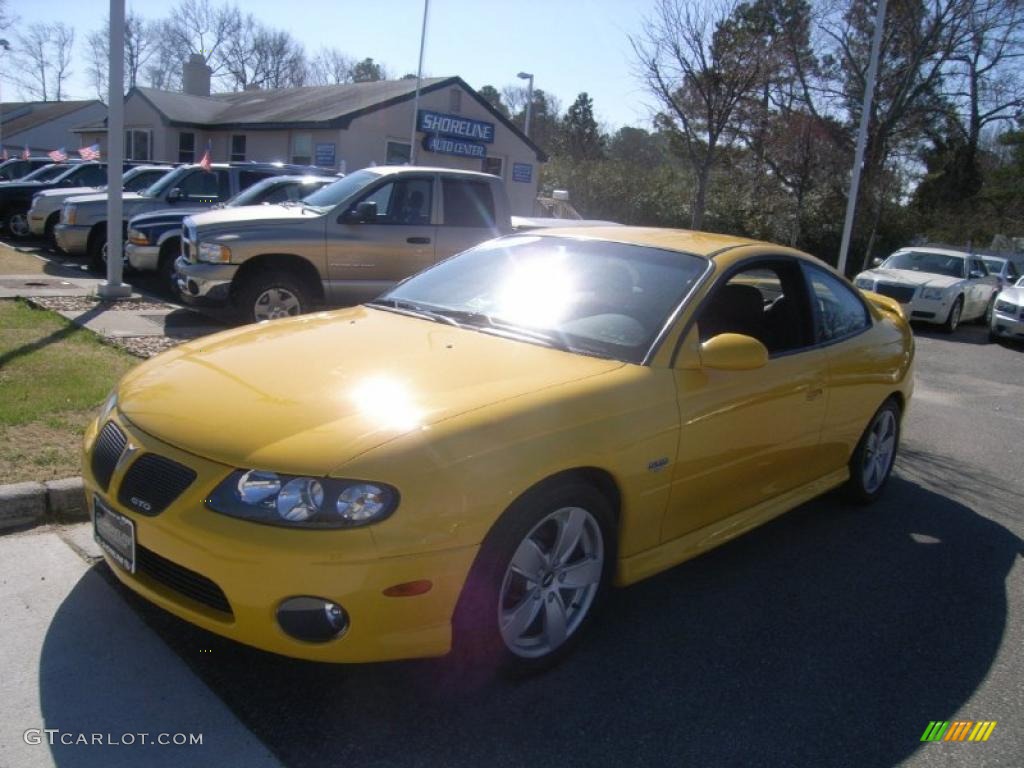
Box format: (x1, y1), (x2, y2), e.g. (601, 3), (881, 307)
(990, 307), (1024, 340)
(174, 256), (236, 306)
(28, 206), (54, 236)
(82, 412), (476, 663)
(54, 223), (90, 254)
(126, 242), (160, 271)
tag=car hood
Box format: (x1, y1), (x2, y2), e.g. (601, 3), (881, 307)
(857, 268), (961, 288)
(69, 191), (145, 206)
(35, 186), (97, 200)
(116, 306), (623, 476)
(189, 204), (315, 230)
(997, 285), (1024, 305)
(130, 207), (206, 226)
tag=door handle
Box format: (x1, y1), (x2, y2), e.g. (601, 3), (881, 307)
(407, 237), (431, 244)
(806, 386), (824, 402)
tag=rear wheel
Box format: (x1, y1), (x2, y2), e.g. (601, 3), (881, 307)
(235, 270), (310, 324)
(452, 479), (615, 675)
(846, 398), (901, 504)
(6, 207), (30, 239)
(941, 296), (963, 334)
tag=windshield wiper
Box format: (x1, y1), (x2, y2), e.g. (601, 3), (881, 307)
(366, 298), (460, 327)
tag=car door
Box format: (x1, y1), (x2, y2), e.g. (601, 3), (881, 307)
(325, 175), (438, 305)
(662, 257), (830, 542)
(173, 169), (230, 208)
(967, 258), (997, 319)
(432, 177), (503, 259)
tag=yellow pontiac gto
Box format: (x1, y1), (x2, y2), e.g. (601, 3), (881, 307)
(83, 227), (913, 671)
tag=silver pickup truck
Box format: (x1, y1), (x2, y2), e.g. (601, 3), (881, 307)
(176, 166), (512, 324)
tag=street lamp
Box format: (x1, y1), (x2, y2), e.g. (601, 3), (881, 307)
(517, 71), (534, 139)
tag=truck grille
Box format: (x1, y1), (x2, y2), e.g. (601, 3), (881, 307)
(874, 282), (916, 304)
(136, 544), (233, 616)
(117, 453), (197, 516)
(91, 422), (127, 491)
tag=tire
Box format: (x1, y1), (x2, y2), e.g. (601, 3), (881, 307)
(235, 270), (310, 324)
(6, 207), (30, 239)
(451, 479), (615, 676)
(44, 214), (59, 249)
(87, 228), (107, 272)
(941, 296), (963, 334)
(158, 240), (181, 299)
(846, 398), (901, 504)
(980, 294), (996, 326)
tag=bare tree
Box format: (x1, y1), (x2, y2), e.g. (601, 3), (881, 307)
(217, 15), (306, 90)
(308, 47), (354, 85)
(0, 0), (15, 32)
(632, 0), (767, 229)
(86, 12), (158, 97)
(156, 0), (241, 84)
(13, 22), (75, 101)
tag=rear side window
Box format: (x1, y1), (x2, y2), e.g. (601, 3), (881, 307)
(803, 263), (871, 342)
(76, 165), (108, 186)
(180, 170), (229, 201)
(442, 179), (496, 228)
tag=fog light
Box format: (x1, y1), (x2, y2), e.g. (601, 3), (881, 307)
(276, 596), (348, 642)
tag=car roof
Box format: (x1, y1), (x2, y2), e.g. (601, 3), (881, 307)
(366, 165), (500, 181)
(522, 226), (767, 258)
(893, 246), (971, 258)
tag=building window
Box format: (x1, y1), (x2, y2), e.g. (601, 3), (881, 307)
(385, 140), (411, 165)
(449, 88), (462, 113)
(125, 129), (152, 161)
(481, 156), (503, 177)
(178, 132), (195, 163)
(291, 133), (312, 165)
(231, 134), (247, 162)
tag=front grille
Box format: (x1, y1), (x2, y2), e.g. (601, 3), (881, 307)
(118, 453), (197, 516)
(91, 422), (126, 491)
(136, 544), (232, 616)
(874, 282), (916, 304)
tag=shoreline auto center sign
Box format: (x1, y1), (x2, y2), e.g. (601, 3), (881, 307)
(418, 109), (494, 159)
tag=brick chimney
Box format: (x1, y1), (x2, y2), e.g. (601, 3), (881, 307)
(182, 54), (212, 97)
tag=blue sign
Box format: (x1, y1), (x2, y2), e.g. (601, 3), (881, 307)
(418, 110), (495, 144)
(422, 134), (486, 159)
(314, 143), (336, 167)
(512, 162), (533, 183)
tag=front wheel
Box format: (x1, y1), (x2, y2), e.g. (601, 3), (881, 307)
(452, 480), (615, 675)
(44, 214), (59, 249)
(941, 296), (963, 334)
(158, 241), (181, 299)
(846, 399), (901, 504)
(235, 271), (310, 324)
(6, 208), (30, 239)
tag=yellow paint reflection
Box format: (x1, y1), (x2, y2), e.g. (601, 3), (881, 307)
(351, 376), (423, 431)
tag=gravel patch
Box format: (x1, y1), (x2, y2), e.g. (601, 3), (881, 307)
(31, 296), (173, 313)
(110, 336), (186, 358)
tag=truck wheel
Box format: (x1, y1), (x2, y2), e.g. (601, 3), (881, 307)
(158, 241), (181, 299)
(87, 229), (107, 272)
(44, 214), (59, 249)
(6, 207), (30, 239)
(236, 271), (310, 324)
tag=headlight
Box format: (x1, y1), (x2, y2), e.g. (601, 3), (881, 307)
(127, 228), (149, 245)
(207, 469), (399, 528)
(920, 287), (945, 300)
(854, 277), (873, 289)
(63, 205), (77, 225)
(197, 241), (231, 263)
(996, 299), (1016, 314)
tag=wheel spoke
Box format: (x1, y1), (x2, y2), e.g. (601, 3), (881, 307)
(553, 508), (586, 564)
(542, 593), (568, 648)
(511, 537), (548, 579)
(559, 557), (602, 589)
(502, 595), (542, 639)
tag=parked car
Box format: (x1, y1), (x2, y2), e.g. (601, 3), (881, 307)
(28, 165), (173, 245)
(0, 161), (103, 237)
(980, 254), (1020, 289)
(989, 275), (1024, 343)
(85, 226), (914, 671)
(55, 162), (335, 270)
(126, 175), (335, 294)
(176, 166), (512, 323)
(0, 156), (54, 182)
(854, 246), (1000, 332)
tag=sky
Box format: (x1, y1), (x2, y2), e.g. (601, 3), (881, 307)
(3, 0), (663, 130)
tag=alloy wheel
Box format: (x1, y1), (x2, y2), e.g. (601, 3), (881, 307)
(8, 212), (29, 238)
(254, 288), (301, 321)
(862, 408), (897, 494)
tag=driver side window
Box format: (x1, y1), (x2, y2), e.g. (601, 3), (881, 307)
(354, 178), (433, 225)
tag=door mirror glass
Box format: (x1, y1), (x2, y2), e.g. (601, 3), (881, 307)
(343, 200), (377, 223)
(700, 333), (769, 371)
(167, 187), (184, 202)
(871, 257), (883, 267)
(969, 269), (985, 280)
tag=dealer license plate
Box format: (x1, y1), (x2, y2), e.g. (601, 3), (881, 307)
(93, 496), (135, 573)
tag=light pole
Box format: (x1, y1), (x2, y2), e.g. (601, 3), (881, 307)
(408, 0), (430, 165)
(0, 39), (9, 158)
(517, 71), (534, 138)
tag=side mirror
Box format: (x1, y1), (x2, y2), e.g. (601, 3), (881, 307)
(700, 333), (769, 371)
(342, 200), (377, 223)
(871, 257), (883, 267)
(969, 270), (985, 280)
(167, 188), (185, 202)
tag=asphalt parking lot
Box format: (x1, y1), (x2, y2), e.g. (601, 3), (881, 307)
(2, 241), (1021, 767)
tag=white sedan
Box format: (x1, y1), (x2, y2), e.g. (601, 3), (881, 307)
(990, 275), (1024, 343)
(855, 247), (1000, 333)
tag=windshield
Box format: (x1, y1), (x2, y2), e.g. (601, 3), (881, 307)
(122, 168), (169, 193)
(142, 165), (194, 198)
(377, 235), (707, 364)
(982, 258), (1004, 275)
(301, 169), (380, 210)
(22, 165), (66, 182)
(882, 251), (965, 279)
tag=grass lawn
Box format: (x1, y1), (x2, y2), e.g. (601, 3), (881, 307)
(0, 245), (48, 274)
(0, 298), (139, 483)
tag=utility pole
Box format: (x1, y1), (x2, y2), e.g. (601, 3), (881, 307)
(517, 72), (534, 138)
(408, 0), (429, 165)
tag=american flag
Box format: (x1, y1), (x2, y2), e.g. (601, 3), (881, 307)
(198, 140), (212, 172)
(78, 144), (101, 161)
(1, 149), (8, 161)
(48, 147), (68, 162)
(22, 146), (30, 160)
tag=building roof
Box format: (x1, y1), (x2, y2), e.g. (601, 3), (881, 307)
(0, 100), (105, 139)
(104, 77), (546, 161)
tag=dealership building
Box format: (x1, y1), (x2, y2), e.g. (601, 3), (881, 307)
(74, 56), (546, 214)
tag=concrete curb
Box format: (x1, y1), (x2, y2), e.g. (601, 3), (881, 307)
(0, 477), (88, 532)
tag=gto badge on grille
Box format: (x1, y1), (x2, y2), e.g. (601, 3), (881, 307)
(130, 496), (152, 512)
